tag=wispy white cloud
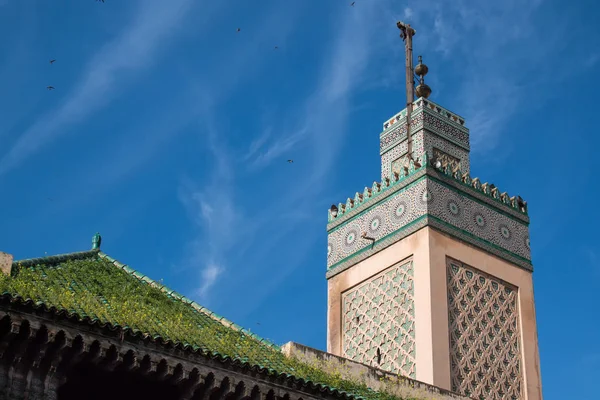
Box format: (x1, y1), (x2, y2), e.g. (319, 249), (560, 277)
(244, 129), (273, 162)
(0, 0), (203, 176)
(245, 126), (307, 170)
(244, 3), (380, 180)
(191, 2), (394, 314)
(178, 120), (254, 301)
(198, 263), (224, 297)
(174, 2), (307, 300)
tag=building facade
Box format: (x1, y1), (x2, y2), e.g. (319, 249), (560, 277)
(326, 95), (543, 400)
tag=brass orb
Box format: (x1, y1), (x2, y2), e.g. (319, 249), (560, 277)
(416, 83), (432, 99)
(415, 62), (429, 77)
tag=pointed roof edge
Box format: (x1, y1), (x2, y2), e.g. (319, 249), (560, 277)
(10, 248), (280, 352)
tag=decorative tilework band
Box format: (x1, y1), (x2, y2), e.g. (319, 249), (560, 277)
(326, 174), (533, 279)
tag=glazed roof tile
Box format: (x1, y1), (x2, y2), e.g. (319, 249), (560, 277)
(1, 249), (292, 370)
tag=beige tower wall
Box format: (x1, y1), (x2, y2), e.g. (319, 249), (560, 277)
(327, 227), (542, 400)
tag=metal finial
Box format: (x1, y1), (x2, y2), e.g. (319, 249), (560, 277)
(415, 56), (428, 77)
(415, 55), (432, 99)
(92, 232), (102, 250)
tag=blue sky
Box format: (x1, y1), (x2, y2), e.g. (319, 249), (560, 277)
(0, 0), (598, 398)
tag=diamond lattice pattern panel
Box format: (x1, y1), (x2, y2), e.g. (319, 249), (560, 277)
(342, 261), (415, 378)
(447, 260), (523, 400)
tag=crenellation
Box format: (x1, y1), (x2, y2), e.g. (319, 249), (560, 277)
(381, 99), (467, 132)
(328, 151), (527, 225)
(461, 172), (470, 185)
(328, 163), (426, 224)
(355, 192), (363, 204)
(372, 181), (381, 193)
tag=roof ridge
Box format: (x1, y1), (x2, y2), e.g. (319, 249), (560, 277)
(96, 251), (281, 351)
(12, 249), (100, 269)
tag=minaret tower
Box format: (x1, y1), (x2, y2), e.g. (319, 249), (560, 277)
(325, 21), (542, 400)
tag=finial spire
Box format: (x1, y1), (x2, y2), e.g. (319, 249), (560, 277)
(397, 21), (417, 166)
(92, 232), (102, 250)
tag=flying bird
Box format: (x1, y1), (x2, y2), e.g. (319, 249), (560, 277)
(351, 1), (355, 6)
(274, 46), (279, 50)
(96, 0), (105, 3)
(46, 86), (55, 90)
(49, 59), (56, 64)
(237, 28), (241, 32)
(287, 159), (293, 163)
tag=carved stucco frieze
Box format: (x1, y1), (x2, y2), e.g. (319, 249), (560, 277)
(342, 260), (416, 378)
(446, 259), (523, 400)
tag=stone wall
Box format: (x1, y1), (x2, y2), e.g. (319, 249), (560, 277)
(281, 342), (473, 400)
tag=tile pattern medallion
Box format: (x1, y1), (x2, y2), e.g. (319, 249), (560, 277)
(342, 261), (416, 378)
(447, 260), (522, 400)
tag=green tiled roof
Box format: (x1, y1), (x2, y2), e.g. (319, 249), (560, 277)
(0, 241), (408, 400)
(0, 249), (292, 370)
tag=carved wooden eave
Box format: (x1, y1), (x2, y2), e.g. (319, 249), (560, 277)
(0, 299), (353, 400)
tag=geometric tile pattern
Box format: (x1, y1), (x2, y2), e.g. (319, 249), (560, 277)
(447, 259), (523, 400)
(381, 140), (408, 180)
(381, 126), (472, 180)
(422, 112), (469, 148)
(380, 113), (422, 154)
(327, 176), (531, 269)
(381, 129), (426, 181)
(327, 179), (428, 267)
(426, 180), (531, 260)
(380, 98), (470, 181)
(342, 261), (416, 378)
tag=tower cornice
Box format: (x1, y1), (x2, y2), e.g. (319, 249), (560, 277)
(326, 152), (532, 277)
